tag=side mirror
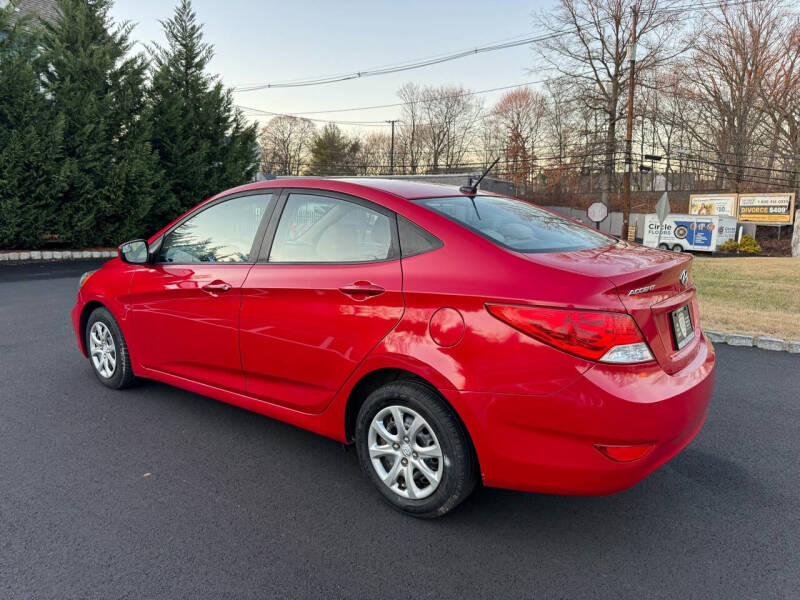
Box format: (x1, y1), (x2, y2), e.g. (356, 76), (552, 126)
(119, 239), (149, 264)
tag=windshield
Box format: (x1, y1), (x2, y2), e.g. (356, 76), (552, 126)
(415, 195), (615, 253)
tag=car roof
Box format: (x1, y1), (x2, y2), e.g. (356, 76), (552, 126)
(228, 177), (505, 201)
(336, 178), (502, 199)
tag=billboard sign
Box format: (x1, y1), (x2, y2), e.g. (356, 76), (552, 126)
(688, 194), (737, 217)
(737, 193), (795, 224)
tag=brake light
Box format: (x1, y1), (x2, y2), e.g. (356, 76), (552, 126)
(486, 304), (654, 364)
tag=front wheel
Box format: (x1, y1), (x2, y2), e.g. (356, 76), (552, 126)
(85, 307), (136, 389)
(355, 381), (477, 518)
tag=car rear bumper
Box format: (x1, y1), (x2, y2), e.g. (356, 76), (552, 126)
(452, 334), (715, 495)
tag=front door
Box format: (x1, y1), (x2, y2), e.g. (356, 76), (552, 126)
(239, 191), (404, 413)
(126, 192), (275, 392)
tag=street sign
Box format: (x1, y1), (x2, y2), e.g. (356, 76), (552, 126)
(587, 202), (608, 224)
(655, 192), (671, 247)
(655, 192), (670, 223)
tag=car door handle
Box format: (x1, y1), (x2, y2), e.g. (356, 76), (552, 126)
(202, 280), (232, 293)
(338, 282), (385, 298)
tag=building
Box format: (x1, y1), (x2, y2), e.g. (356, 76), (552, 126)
(2, 0), (59, 26)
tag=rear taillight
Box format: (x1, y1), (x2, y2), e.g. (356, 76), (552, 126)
(486, 304), (654, 364)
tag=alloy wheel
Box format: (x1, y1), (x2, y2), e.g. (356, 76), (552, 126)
(367, 405), (444, 500)
(89, 321), (117, 379)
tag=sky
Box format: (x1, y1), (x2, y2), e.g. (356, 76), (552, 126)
(110, 0), (555, 134)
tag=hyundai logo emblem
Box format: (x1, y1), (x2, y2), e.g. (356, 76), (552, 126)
(679, 269), (688, 287)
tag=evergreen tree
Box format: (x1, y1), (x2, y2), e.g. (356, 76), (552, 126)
(147, 0), (258, 230)
(0, 2), (67, 248)
(308, 124), (361, 176)
(38, 0), (160, 247)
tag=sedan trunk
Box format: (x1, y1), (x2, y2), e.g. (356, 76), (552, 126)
(522, 242), (700, 374)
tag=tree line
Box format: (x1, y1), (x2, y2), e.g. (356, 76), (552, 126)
(2, 0), (798, 250)
(258, 0), (800, 202)
(0, 0), (257, 249)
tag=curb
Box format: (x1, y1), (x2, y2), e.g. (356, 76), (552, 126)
(705, 330), (800, 353)
(0, 249), (116, 262)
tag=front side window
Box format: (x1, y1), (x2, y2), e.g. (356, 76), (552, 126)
(269, 193), (393, 263)
(416, 195), (615, 253)
(157, 194), (273, 264)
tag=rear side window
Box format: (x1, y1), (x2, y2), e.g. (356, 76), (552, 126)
(416, 196), (614, 253)
(398, 216), (442, 257)
(269, 193), (394, 263)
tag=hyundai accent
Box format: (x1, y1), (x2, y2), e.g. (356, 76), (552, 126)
(72, 178), (715, 517)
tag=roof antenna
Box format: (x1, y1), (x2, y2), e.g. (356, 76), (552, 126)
(460, 156), (500, 196)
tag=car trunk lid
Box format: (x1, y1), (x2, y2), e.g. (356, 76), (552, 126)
(520, 241), (700, 374)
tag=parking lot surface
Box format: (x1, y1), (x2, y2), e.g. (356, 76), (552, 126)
(1, 261), (798, 598)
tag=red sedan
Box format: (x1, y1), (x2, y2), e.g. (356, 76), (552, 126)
(72, 178), (714, 517)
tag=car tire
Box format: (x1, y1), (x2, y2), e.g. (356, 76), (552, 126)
(658, 243), (670, 250)
(355, 380), (477, 518)
(85, 306), (136, 389)
(671, 244), (683, 252)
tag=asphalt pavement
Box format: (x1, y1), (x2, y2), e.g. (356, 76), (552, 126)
(1, 261), (798, 599)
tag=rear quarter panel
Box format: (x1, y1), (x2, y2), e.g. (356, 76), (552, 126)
(350, 212), (631, 397)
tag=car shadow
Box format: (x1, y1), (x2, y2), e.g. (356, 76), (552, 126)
(440, 444), (772, 540)
(128, 378), (769, 536)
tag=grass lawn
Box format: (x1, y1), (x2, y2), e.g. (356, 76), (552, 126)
(692, 256), (800, 340)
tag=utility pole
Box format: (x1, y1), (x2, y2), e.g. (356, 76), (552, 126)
(386, 120), (400, 175)
(622, 7), (638, 240)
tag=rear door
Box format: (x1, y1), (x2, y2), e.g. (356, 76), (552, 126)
(239, 190), (404, 413)
(127, 192), (276, 392)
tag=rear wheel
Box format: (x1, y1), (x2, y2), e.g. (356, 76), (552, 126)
(671, 244), (683, 252)
(85, 307), (135, 389)
(658, 243), (670, 250)
(355, 381), (476, 518)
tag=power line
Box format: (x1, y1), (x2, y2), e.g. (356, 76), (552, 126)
(262, 148), (798, 183)
(233, 33), (564, 92)
(237, 105), (392, 126)
(232, 30), (542, 89)
(234, 0), (764, 128)
(262, 150), (622, 172)
(234, 0), (761, 93)
(240, 77), (570, 116)
(629, 152), (799, 186)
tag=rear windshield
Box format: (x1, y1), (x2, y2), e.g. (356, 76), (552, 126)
(415, 195), (614, 253)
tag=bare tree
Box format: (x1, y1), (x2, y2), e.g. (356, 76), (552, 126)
(761, 14), (800, 192)
(535, 0), (683, 204)
(491, 88), (548, 185)
(357, 131), (392, 175)
(258, 116), (315, 176)
(681, 0), (788, 191)
(397, 83), (425, 173)
(395, 83), (484, 173)
(477, 114), (505, 169)
(544, 78), (578, 166)
(419, 85), (484, 173)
